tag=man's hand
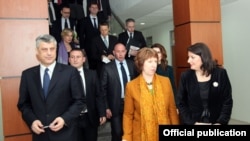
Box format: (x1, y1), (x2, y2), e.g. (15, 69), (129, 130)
(107, 54), (115, 60)
(129, 49), (138, 56)
(100, 116), (107, 125)
(49, 117), (65, 132)
(31, 120), (45, 134)
(106, 109), (112, 119)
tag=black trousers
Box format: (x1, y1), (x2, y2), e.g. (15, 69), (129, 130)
(77, 113), (98, 141)
(110, 100), (124, 141)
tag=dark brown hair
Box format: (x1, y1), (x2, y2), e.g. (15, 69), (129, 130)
(188, 42), (216, 76)
(70, 48), (87, 57)
(151, 43), (168, 70)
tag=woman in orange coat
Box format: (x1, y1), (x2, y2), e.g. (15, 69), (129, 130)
(122, 48), (179, 141)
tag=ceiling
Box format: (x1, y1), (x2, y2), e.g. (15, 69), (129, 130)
(110, 0), (238, 30)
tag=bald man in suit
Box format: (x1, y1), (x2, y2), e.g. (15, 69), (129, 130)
(100, 43), (137, 141)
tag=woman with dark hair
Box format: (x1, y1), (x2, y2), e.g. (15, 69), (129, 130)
(151, 43), (177, 100)
(177, 42), (233, 125)
(122, 48), (179, 141)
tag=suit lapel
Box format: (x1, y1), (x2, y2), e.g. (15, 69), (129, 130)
(111, 61), (121, 83)
(47, 63), (61, 98)
(99, 36), (108, 52)
(33, 66), (45, 99)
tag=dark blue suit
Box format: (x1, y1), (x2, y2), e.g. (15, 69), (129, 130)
(91, 35), (118, 77)
(118, 30), (147, 60)
(17, 63), (85, 141)
(78, 15), (105, 69)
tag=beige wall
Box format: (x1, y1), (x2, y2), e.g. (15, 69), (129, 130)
(0, 0), (48, 140)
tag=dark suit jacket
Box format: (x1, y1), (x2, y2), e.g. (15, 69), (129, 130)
(118, 30), (147, 59)
(69, 0), (93, 19)
(100, 59), (137, 117)
(78, 16), (103, 57)
(17, 63), (85, 141)
(82, 68), (106, 127)
(156, 65), (177, 101)
(177, 67), (233, 125)
(96, 0), (111, 21)
(51, 17), (76, 43)
(118, 30), (146, 48)
(91, 35), (118, 76)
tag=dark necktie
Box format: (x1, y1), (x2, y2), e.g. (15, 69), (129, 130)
(120, 62), (128, 89)
(129, 33), (133, 40)
(93, 18), (97, 29)
(43, 68), (50, 98)
(127, 33), (133, 45)
(65, 19), (68, 28)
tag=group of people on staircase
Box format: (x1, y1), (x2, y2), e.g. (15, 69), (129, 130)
(17, 1), (233, 141)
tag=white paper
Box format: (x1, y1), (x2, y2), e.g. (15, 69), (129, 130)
(102, 56), (111, 63)
(128, 45), (140, 57)
(130, 45), (140, 51)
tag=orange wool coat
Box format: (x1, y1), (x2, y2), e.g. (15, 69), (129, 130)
(122, 74), (179, 141)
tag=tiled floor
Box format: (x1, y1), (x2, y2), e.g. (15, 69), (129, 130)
(229, 119), (250, 125)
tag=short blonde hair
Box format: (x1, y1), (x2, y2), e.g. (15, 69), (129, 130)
(61, 28), (74, 38)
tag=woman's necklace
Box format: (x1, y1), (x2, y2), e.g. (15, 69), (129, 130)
(146, 82), (154, 94)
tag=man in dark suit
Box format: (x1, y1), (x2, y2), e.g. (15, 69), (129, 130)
(78, 2), (105, 69)
(100, 43), (137, 141)
(91, 22), (118, 77)
(75, 0), (92, 18)
(51, 3), (76, 43)
(118, 18), (147, 60)
(69, 48), (106, 141)
(17, 34), (86, 141)
(96, 0), (111, 22)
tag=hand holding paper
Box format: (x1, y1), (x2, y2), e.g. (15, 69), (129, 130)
(129, 45), (140, 57)
(102, 56), (111, 64)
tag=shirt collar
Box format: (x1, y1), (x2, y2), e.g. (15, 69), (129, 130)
(90, 15), (97, 19)
(40, 61), (56, 70)
(127, 31), (133, 36)
(78, 66), (84, 73)
(115, 59), (126, 65)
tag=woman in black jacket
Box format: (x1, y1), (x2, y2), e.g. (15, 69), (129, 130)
(177, 42), (233, 125)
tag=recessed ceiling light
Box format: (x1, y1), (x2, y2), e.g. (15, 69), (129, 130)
(140, 22), (145, 25)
